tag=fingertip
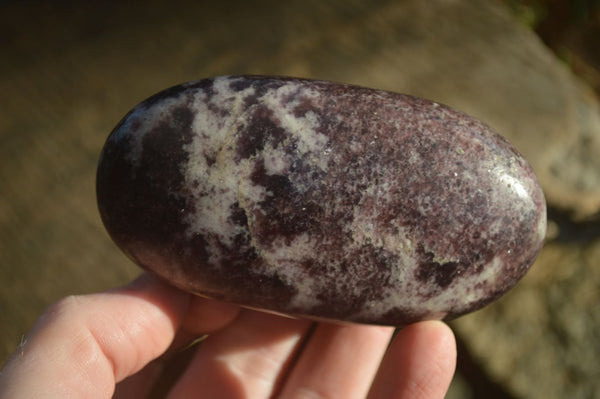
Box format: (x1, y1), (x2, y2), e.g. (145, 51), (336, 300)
(402, 319), (457, 355)
(180, 296), (241, 334)
(122, 276), (241, 335)
(401, 320), (457, 375)
(111, 273), (193, 334)
(117, 273), (188, 305)
(369, 320), (457, 399)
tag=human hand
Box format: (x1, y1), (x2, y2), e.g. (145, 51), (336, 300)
(0, 274), (456, 398)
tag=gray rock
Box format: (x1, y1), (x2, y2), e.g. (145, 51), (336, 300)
(452, 238), (600, 398)
(97, 76), (546, 325)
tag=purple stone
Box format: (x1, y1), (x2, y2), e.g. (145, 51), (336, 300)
(96, 76), (546, 326)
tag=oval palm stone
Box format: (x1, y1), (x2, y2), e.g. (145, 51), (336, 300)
(96, 76), (546, 326)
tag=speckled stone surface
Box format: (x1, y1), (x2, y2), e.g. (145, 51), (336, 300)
(96, 75), (546, 326)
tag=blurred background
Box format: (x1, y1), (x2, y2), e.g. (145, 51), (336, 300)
(1, 0), (599, 397)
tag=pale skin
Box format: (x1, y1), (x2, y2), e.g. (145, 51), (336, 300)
(0, 274), (456, 398)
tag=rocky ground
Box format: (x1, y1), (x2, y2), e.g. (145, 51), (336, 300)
(1, 1), (599, 397)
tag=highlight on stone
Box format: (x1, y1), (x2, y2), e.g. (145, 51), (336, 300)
(96, 75), (546, 326)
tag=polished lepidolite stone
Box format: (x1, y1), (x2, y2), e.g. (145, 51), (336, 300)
(97, 76), (546, 326)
